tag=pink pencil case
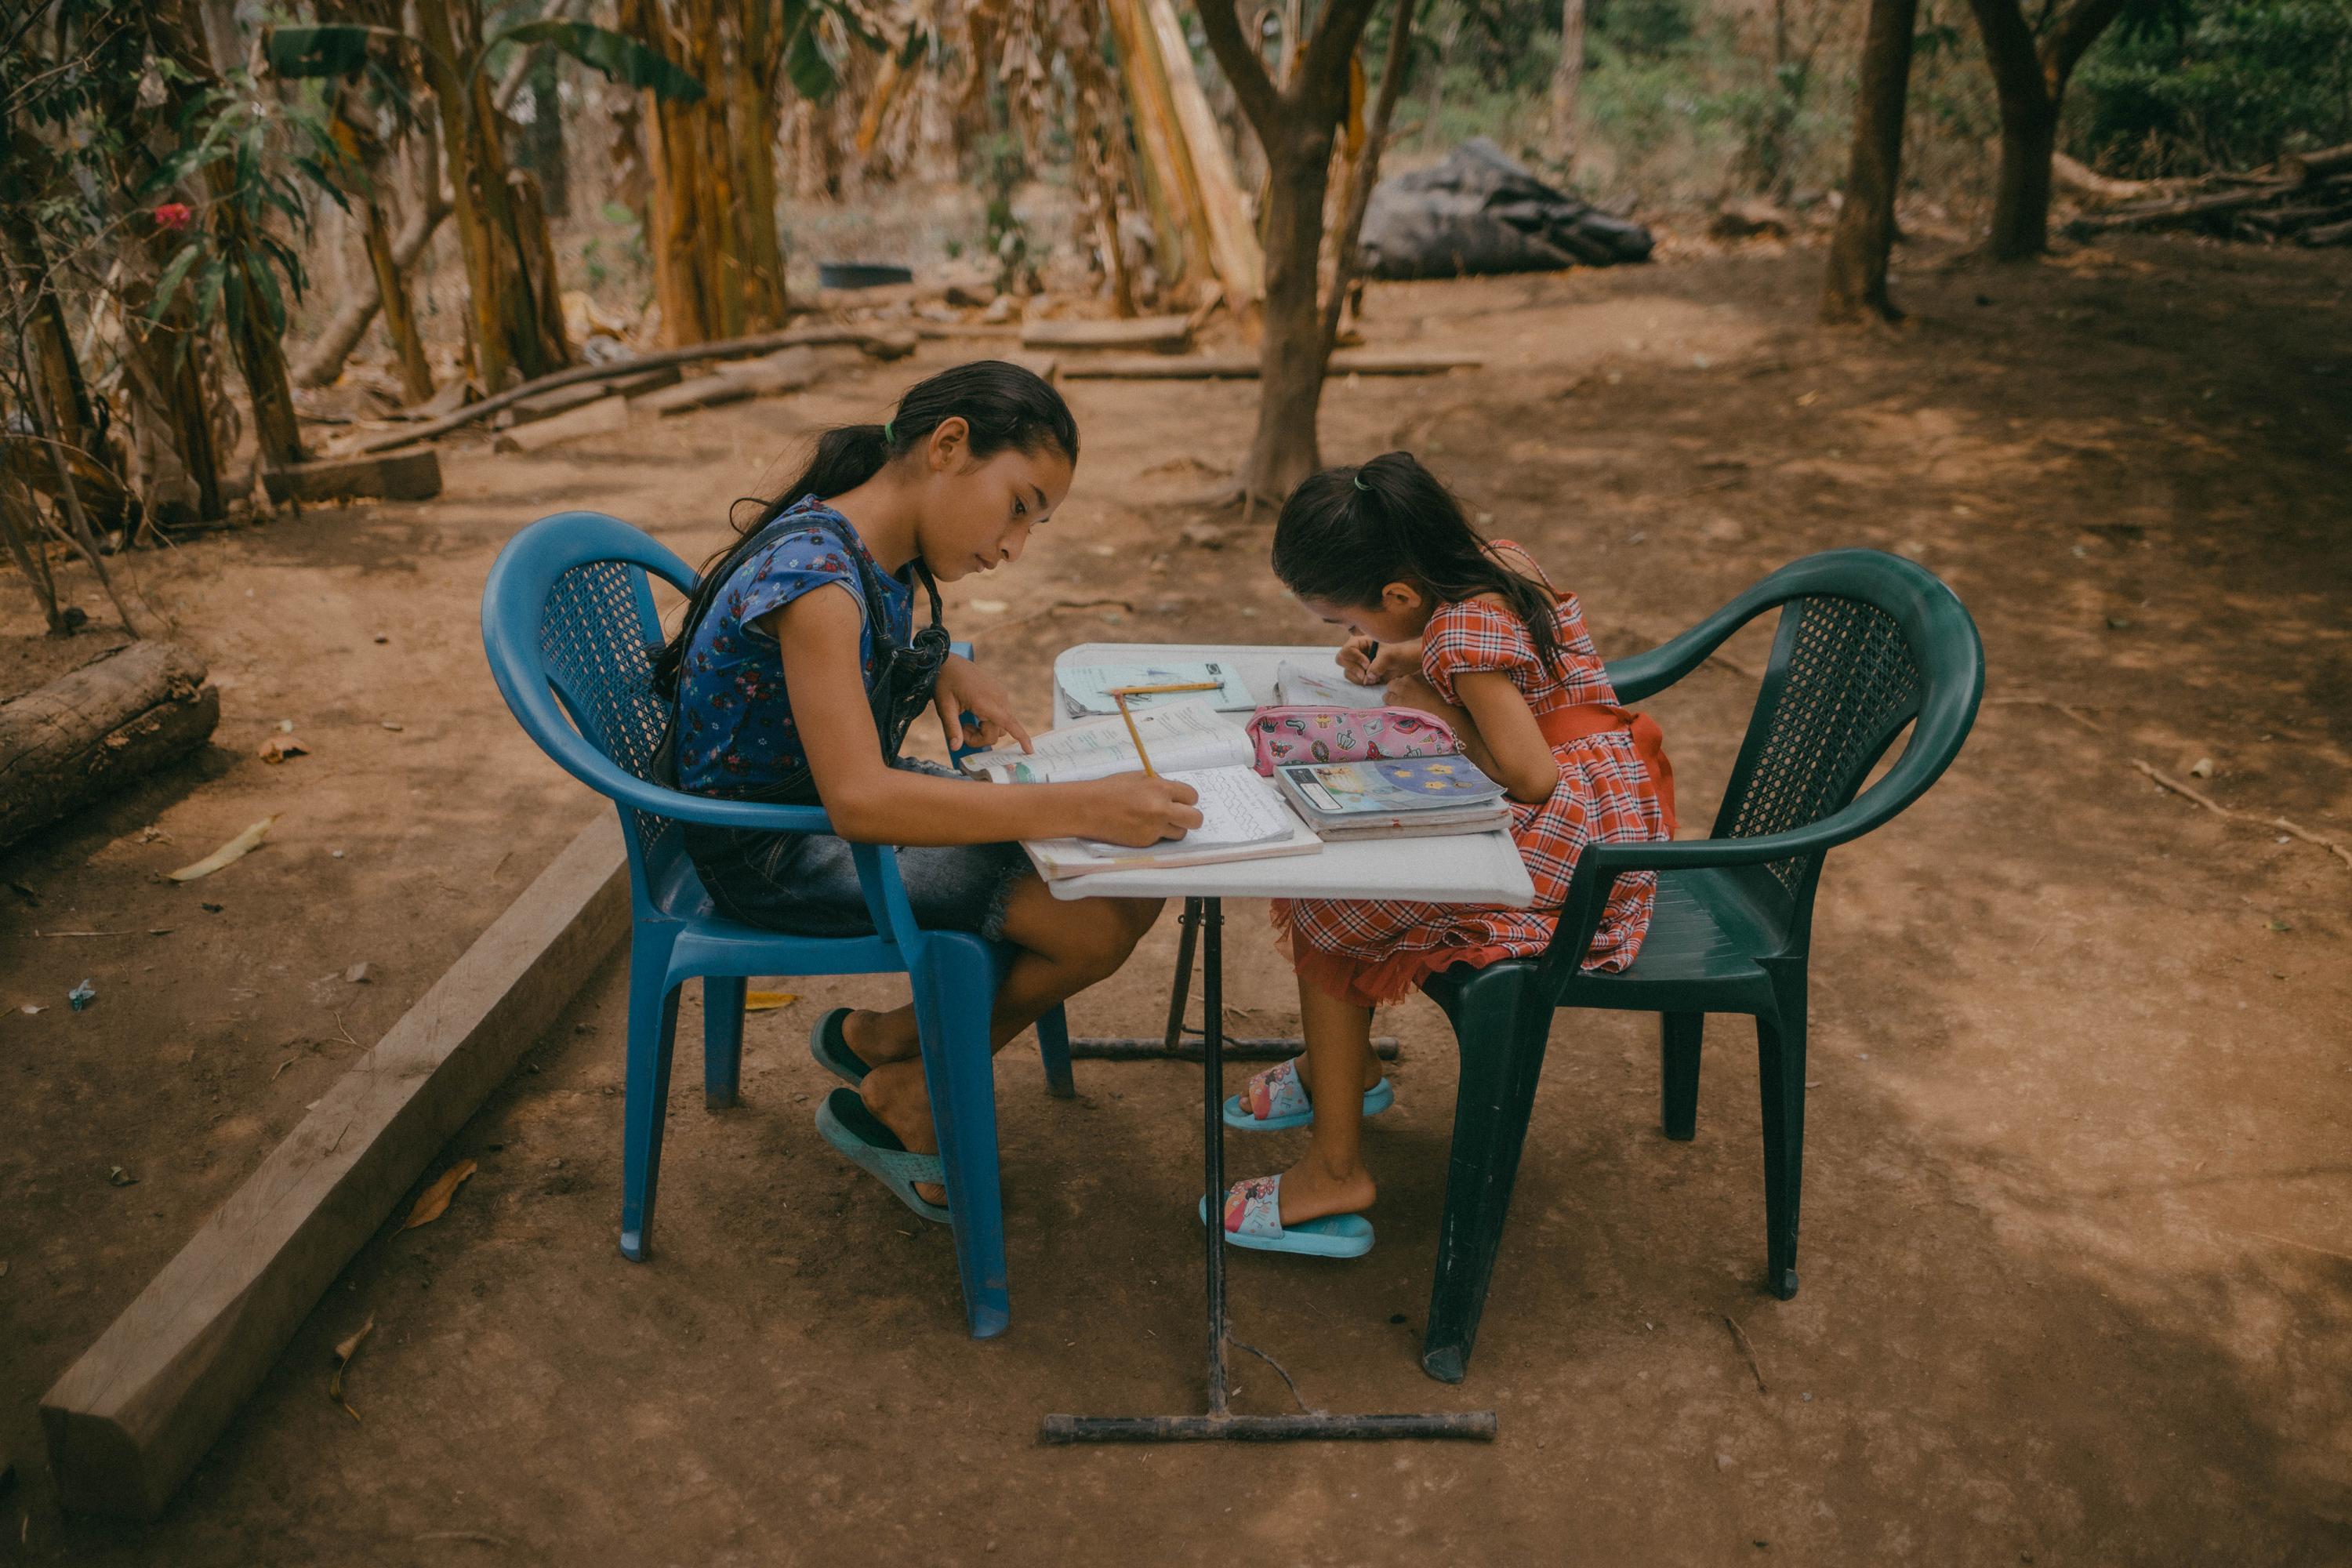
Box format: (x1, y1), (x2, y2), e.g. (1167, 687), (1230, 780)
(1247, 706), (1464, 776)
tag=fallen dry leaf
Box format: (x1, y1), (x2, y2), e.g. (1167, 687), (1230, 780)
(168, 817), (278, 882)
(402, 1158), (478, 1229)
(743, 990), (799, 1012)
(258, 737), (309, 764)
(329, 1312), (375, 1421)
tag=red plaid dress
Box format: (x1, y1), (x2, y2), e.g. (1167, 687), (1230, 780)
(1273, 572), (1670, 1007)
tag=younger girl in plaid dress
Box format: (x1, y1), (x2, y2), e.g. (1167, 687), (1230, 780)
(1212, 452), (1674, 1258)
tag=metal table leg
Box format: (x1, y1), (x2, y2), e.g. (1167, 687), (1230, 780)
(1043, 896), (1497, 1445)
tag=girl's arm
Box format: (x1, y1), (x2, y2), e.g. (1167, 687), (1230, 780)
(771, 590), (1202, 847)
(1446, 670), (1561, 804)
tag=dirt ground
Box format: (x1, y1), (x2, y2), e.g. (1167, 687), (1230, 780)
(4, 237), (2349, 1566)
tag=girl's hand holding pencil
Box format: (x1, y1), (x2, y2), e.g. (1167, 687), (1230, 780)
(1080, 772), (1203, 846)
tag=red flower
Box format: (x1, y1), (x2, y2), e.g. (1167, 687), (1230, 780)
(153, 202), (194, 231)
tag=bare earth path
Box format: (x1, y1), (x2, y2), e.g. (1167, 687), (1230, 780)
(3, 238), (2347, 1565)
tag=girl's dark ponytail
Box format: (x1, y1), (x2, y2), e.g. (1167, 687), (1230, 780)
(1270, 452), (1566, 672)
(652, 360), (1077, 698)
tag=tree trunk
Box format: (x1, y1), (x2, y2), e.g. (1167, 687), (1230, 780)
(1987, 94), (2058, 259)
(1323, 0), (1417, 352)
(1250, 129), (1338, 499)
(730, 0), (789, 331)
(1965, 0), (2129, 260)
(414, 0), (566, 387)
(1195, 0), (1382, 503)
(520, 49), (569, 217)
(357, 187), (435, 401)
(1820, 0), (1918, 323)
(1548, 0), (1585, 165)
(292, 178), (448, 390)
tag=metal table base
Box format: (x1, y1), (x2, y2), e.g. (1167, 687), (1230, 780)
(1041, 897), (1497, 1445)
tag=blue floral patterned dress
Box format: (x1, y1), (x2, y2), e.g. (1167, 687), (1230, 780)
(673, 497), (1032, 938)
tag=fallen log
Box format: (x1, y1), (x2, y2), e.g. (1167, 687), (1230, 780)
(40, 815), (630, 1517)
(260, 448), (442, 506)
(1059, 349), (1483, 380)
(490, 394), (630, 453)
(500, 365), (681, 426)
(355, 325), (916, 456)
(1021, 314), (1192, 352)
(635, 347), (821, 416)
(0, 640), (218, 851)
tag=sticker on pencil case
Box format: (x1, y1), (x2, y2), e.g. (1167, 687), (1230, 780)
(1246, 706), (1463, 775)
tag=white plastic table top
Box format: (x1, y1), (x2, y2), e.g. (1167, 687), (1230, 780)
(1040, 642), (1537, 907)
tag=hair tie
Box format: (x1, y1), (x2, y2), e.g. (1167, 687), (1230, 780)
(1352, 474), (1369, 492)
(882, 419), (896, 445)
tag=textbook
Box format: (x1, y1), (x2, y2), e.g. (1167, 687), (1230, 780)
(959, 698), (1251, 783)
(1022, 765), (1322, 880)
(1057, 659), (1255, 717)
(1273, 757), (1512, 842)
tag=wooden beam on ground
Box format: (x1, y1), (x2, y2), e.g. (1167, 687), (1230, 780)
(40, 816), (630, 1519)
(1059, 349), (1483, 380)
(490, 394), (630, 453)
(356, 323), (914, 456)
(1021, 315), (1192, 352)
(260, 448), (442, 506)
(635, 347), (821, 417)
(502, 365), (681, 426)
(0, 641), (218, 851)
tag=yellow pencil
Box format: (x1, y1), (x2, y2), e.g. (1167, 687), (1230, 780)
(1112, 691), (1159, 778)
(1106, 678), (1225, 698)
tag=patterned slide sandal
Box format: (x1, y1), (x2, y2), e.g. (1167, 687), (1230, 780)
(1222, 1057), (1396, 1132)
(808, 1007), (868, 1087)
(1197, 1174), (1374, 1259)
(815, 1087), (949, 1225)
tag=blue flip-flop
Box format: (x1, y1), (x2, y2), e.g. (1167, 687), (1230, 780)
(1198, 1174), (1374, 1258)
(808, 1007), (868, 1087)
(815, 1087), (949, 1225)
(1222, 1056), (1395, 1132)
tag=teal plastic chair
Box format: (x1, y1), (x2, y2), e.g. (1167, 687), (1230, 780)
(481, 510), (1073, 1340)
(1417, 550), (1984, 1382)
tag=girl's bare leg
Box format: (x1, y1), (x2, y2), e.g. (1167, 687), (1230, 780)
(1270, 976), (1381, 1225)
(857, 881), (1164, 1200)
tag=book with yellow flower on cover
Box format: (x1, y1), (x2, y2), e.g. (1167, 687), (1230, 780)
(1272, 757), (1514, 841)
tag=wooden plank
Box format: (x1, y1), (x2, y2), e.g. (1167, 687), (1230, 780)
(0, 641), (219, 851)
(1059, 350), (1483, 380)
(1021, 315), (1191, 352)
(503, 365), (682, 426)
(260, 448), (441, 505)
(636, 372), (749, 416)
(40, 816), (630, 1518)
(637, 347), (820, 416)
(490, 394), (630, 453)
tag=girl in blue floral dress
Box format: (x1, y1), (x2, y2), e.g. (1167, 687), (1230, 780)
(654, 362), (1197, 1220)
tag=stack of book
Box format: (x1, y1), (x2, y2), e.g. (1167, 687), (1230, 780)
(1273, 757), (1514, 841)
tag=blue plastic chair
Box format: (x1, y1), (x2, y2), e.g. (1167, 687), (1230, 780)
(481, 510), (1073, 1339)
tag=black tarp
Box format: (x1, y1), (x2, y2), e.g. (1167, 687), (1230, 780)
(1356, 138), (1653, 279)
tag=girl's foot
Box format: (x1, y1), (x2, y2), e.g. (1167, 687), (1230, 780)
(1272, 1156), (1377, 1228)
(1225, 1055), (1392, 1131)
(1209, 1170), (1376, 1258)
(840, 1007), (920, 1072)
(859, 1060), (946, 1207)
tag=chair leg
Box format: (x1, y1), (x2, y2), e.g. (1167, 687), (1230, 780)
(703, 975), (746, 1110)
(619, 937), (682, 1262)
(1661, 1011), (1703, 1141)
(912, 940), (1013, 1339)
(1421, 964), (1548, 1385)
(1755, 982), (1806, 1301)
(1036, 1003), (1076, 1100)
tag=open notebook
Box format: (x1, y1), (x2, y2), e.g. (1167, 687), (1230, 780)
(960, 699), (1321, 880)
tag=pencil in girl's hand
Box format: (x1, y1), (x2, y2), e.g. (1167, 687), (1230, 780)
(1112, 691), (1159, 778)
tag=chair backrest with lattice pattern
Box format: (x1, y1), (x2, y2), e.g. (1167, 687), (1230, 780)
(534, 556), (683, 877)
